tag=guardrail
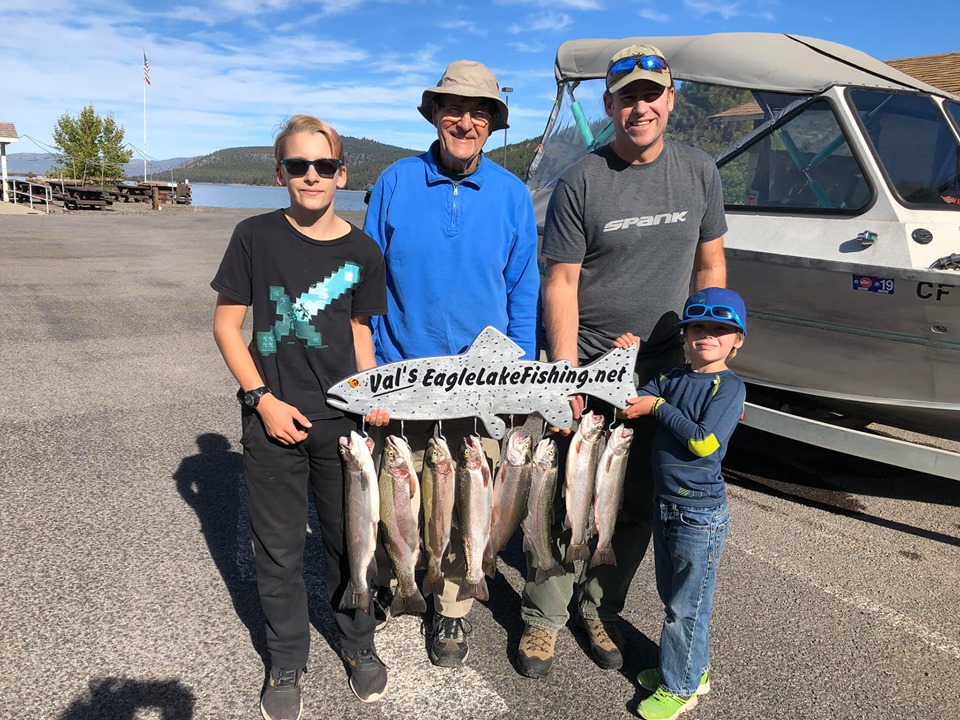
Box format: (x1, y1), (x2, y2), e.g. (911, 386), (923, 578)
(4, 179), (52, 213)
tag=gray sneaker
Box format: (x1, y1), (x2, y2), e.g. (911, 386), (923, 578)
(342, 647), (389, 703)
(428, 614), (472, 667)
(260, 666), (304, 720)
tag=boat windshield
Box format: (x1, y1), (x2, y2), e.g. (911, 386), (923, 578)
(717, 99), (870, 213)
(849, 90), (960, 209)
(527, 79), (770, 191)
(946, 100), (960, 137)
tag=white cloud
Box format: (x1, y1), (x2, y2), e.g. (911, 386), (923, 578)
(682, 0), (741, 20)
(508, 41), (546, 53)
(639, 9), (670, 22)
(439, 20), (487, 35)
(507, 12), (572, 34)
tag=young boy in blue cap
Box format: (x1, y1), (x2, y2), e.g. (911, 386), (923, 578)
(615, 286), (747, 720)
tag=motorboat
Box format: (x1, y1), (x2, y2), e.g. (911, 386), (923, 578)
(528, 33), (960, 441)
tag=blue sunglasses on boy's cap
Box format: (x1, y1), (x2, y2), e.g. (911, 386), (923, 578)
(676, 287), (748, 336)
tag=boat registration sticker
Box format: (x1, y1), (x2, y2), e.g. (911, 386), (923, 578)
(852, 275), (894, 294)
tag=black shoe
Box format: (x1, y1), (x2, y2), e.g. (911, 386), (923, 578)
(429, 614), (472, 668)
(373, 586), (393, 633)
(260, 666), (304, 720)
(342, 647), (389, 703)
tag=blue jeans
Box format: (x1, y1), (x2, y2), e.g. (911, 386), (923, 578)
(653, 499), (730, 697)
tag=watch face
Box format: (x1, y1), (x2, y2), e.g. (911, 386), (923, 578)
(244, 394), (256, 408)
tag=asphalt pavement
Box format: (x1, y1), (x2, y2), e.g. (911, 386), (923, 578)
(1, 206), (958, 720)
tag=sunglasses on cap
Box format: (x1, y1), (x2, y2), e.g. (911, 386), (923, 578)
(607, 54), (669, 80)
(281, 158), (343, 178)
(684, 303), (744, 328)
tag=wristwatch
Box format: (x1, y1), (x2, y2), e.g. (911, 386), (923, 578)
(242, 386), (271, 409)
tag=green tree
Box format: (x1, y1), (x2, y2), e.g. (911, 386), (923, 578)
(49, 104), (133, 182)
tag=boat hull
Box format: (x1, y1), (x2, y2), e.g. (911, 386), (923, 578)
(727, 248), (960, 439)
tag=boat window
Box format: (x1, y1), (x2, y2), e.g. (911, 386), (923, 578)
(946, 101), (960, 135)
(527, 80), (762, 192)
(718, 100), (869, 212)
(850, 91), (960, 208)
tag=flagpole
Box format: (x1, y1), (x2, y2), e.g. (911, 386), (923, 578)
(143, 50), (147, 183)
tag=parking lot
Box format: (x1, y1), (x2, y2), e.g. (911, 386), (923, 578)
(1, 208), (957, 719)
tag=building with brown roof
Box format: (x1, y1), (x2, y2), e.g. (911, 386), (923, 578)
(887, 52), (960, 96)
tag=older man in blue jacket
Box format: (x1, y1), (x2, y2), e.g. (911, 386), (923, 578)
(363, 59), (539, 668)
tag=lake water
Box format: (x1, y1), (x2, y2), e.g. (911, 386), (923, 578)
(189, 183), (367, 212)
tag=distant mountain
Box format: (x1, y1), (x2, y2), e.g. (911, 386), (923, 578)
(172, 137), (421, 190)
(3, 135), (542, 187)
(3, 152), (196, 180)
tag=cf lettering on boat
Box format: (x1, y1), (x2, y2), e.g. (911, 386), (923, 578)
(916, 283), (953, 301)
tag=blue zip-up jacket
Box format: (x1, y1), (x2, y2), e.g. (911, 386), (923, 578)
(640, 365), (746, 507)
(362, 142), (540, 362)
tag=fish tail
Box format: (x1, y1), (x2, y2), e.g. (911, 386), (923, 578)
(566, 542), (590, 564)
(535, 561), (566, 585)
(456, 577), (490, 602)
(581, 343), (639, 407)
(482, 538), (498, 579)
(588, 546), (617, 569)
(391, 588), (427, 615)
(351, 589), (373, 614)
(424, 564), (443, 597)
(482, 553), (498, 580)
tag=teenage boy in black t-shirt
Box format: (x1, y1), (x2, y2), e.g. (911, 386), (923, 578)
(212, 115), (388, 720)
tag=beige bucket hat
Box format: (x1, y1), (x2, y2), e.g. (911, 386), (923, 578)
(418, 60), (510, 131)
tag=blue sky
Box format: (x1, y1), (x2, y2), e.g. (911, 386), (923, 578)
(1, 0), (958, 162)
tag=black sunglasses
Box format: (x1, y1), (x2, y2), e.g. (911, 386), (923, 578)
(281, 158), (343, 178)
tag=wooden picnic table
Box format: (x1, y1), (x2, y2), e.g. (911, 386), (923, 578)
(59, 185), (113, 210)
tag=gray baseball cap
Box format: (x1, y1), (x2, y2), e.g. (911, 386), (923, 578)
(418, 60), (509, 131)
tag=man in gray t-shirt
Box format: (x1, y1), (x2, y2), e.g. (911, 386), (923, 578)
(517, 44), (728, 679)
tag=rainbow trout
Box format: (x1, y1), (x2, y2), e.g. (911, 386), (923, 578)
(456, 435), (494, 602)
(378, 434), (427, 615)
(484, 429), (532, 578)
(564, 410), (605, 564)
(339, 431), (379, 614)
(421, 431), (456, 597)
(521, 437), (564, 584)
(589, 424), (633, 568)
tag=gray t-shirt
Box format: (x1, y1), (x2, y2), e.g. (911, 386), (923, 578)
(541, 140), (727, 361)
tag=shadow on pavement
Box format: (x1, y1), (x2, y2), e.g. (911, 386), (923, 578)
(725, 426), (960, 546)
(173, 432), (268, 663)
(56, 677), (195, 720)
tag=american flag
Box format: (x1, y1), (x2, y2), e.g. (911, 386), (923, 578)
(143, 51), (151, 85)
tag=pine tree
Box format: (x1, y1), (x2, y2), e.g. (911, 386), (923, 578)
(49, 105), (133, 183)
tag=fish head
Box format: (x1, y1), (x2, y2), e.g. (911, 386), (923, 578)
(426, 436), (454, 475)
(608, 425), (634, 455)
(532, 437), (558, 469)
(338, 430), (369, 471)
(385, 434), (416, 478)
(504, 430), (532, 466)
(459, 434), (486, 471)
(579, 410), (606, 440)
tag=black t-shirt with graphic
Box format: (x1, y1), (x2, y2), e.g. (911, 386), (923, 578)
(212, 209), (387, 420)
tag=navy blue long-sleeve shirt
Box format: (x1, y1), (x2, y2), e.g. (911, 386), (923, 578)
(639, 365), (746, 507)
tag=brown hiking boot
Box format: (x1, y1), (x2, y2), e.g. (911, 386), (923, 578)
(517, 624), (557, 679)
(577, 615), (624, 669)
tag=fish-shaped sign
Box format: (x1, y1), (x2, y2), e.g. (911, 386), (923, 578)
(327, 326), (639, 439)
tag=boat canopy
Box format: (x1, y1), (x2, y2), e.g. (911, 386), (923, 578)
(555, 33), (957, 99)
